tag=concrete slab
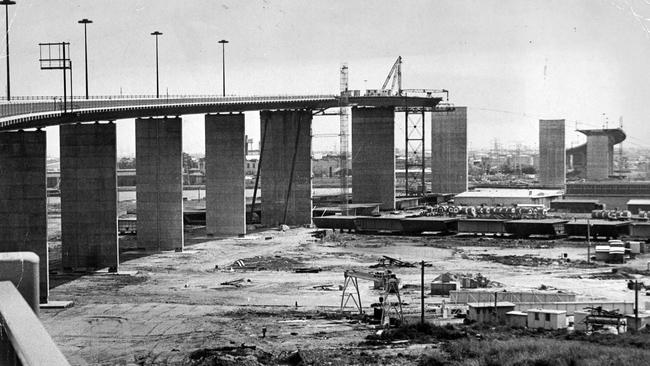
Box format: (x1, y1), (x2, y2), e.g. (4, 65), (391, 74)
(40, 300), (74, 309)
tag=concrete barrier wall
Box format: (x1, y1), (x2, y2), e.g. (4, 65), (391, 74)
(0, 281), (70, 365)
(0, 252), (39, 314)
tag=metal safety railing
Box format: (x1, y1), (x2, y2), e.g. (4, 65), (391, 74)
(0, 281), (70, 366)
(0, 94), (337, 119)
(0, 94), (338, 129)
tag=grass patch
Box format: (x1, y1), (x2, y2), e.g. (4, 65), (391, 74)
(564, 328), (650, 349)
(417, 326), (650, 365)
(418, 337), (650, 366)
(365, 323), (466, 344)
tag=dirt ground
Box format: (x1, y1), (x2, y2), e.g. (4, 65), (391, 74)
(41, 220), (650, 365)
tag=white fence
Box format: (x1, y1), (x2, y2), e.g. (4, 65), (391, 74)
(450, 290), (576, 304)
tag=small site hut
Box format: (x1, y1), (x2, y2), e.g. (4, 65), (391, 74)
(506, 311), (528, 328)
(467, 302), (516, 324)
(527, 309), (567, 330)
(625, 313), (650, 332)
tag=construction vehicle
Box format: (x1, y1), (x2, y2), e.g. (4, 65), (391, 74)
(340, 269), (403, 326)
(581, 306), (626, 333)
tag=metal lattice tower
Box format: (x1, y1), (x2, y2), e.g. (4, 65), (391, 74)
(339, 64), (350, 212)
(404, 108), (426, 196)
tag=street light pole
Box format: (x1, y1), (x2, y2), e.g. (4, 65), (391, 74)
(1, 0), (15, 101)
(218, 39), (228, 97)
(151, 31), (162, 98)
(78, 18), (92, 99)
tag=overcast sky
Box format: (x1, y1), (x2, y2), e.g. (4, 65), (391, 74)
(8, 0), (650, 155)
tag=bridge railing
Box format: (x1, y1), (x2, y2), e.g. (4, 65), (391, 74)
(0, 94), (337, 120)
(0, 281), (70, 366)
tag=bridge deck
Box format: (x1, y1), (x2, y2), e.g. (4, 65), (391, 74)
(0, 95), (442, 131)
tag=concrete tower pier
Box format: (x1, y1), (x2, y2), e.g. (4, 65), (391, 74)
(431, 107), (468, 194)
(539, 119), (566, 188)
(205, 113), (246, 235)
(0, 130), (48, 302)
(565, 129), (625, 180)
(135, 117), (184, 251)
(586, 134), (610, 180)
(351, 107), (395, 210)
(259, 110), (312, 226)
(60, 122), (118, 272)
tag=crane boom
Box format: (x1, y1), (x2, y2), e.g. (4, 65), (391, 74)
(381, 56), (402, 95)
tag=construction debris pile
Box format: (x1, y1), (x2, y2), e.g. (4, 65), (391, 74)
(430, 272), (501, 295)
(228, 256), (304, 271)
(369, 255), (431, 269)
(470, 253), (575, 267)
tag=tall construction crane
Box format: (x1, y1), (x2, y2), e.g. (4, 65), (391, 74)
(380, 56), (450, 101)
(378, 56), (450, 196)
(339, 64), (350, 213)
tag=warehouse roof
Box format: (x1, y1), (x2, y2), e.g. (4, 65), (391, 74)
(456, 188), (563, 199)
(627, 199), (650, 205)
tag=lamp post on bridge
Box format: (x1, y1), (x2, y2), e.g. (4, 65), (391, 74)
(78, 18), (92, 99)
(1, 0), (15, 101)
(218, 39), (228, 97)
(151, 31), (162, 98)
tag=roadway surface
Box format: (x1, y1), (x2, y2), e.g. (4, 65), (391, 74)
(0, 94), (442, 131)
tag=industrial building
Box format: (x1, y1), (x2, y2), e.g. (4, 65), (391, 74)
(564, 181), (650, 209)
(453, 188), (563, 208)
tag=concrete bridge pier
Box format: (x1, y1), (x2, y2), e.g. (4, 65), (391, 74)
(431, 107), (468, 194)
(60, 122), (118, 272)
(259, 110), (312, 227)
(0, 130), (48, 302)
(136, 117), (184, 251)
(205, 113), (246, 235)
(586, 134), (611, 180)
(351, 107), (395, 210)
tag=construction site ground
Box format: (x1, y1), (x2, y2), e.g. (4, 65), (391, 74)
(42, 217), (650, 365)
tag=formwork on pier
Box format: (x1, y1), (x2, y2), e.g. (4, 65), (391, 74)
(564, 219), (631, 239)
(400, 217), (458, 234)
(504, 219), (568, 238)
(354, 217), (404, 233)
(312, 216), (357, 231)
(458, 219), (507, 235)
